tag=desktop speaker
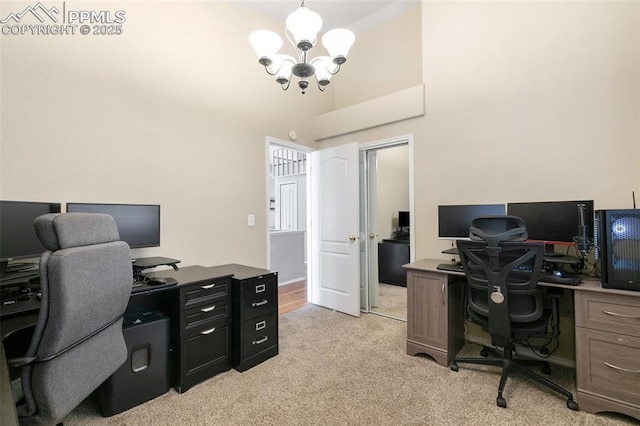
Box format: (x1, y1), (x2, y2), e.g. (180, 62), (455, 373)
(97, 310), (170, 416)
(594, 209), (640, 291)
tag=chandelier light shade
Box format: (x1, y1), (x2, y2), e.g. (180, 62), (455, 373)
(249, 0), (355, 94)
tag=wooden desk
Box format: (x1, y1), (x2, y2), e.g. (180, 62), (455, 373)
(404, 258), (640, 420)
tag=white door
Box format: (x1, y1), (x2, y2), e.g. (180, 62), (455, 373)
(309, 142), (360, 317)
(278, 181), (298, 230)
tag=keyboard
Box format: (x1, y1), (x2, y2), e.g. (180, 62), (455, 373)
(436, 263), (464, 273)
(540, 273), (582, 286)
(0, 297), (41, 318)
(0, 269), (39, 284)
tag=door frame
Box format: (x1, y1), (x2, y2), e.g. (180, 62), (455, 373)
(265, 134), (414, 316)
(359, 134), (415, 318)
(264, 137), (314, 271)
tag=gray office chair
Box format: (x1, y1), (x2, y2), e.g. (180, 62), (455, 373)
(450, 216), (578, 411)
(10, 213), (132, 425)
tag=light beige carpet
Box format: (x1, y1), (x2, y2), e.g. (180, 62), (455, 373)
(372, 282), (407, 319)
(64, 304), (636, 425)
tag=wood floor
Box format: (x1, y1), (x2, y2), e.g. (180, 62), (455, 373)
(278, 280), (307, 316)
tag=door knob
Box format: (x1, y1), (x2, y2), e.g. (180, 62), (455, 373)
(369, 233), (376, 239)
(349, 235), (357, 241)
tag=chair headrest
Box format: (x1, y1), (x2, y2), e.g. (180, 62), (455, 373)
(34, 213), (121, 251)
(469, 215), (528, 247)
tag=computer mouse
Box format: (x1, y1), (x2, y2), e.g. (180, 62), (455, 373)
(146, 277), (167, 285)
(552, 270), (564, 278)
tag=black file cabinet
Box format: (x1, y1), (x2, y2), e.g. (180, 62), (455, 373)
(215, 264), (279, 372)
(146, 266), (234, 393)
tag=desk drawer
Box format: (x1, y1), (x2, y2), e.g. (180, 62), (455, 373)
(182, 299), (229, 331)
(241, 312), (278, 359)
(181, 278), (230, 310)
(182, 318), (230, 381)
(576, 327), (640, 406)
(575, 291), (640, 337)
(240, 275), (278, 319)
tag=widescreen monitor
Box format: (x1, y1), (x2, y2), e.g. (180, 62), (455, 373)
(66, 203), (160, 249)
(438, 204), (506, 239)
(507, 200), (594, 245)
(0, 200), (62, 268)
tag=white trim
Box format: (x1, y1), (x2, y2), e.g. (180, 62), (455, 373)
(359, 134), (415, 262)
(278, 277), (306, 287)
(266, 136), (315, 153)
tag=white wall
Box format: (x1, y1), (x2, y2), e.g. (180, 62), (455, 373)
(0, 1), (332, 268)
(376, 145), (410, 240)
(319, 1), (640, 262)
(2, 1), (638, 269)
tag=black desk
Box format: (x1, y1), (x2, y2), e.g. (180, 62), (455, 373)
(1, 263), (279, 416)
(1, 343), (17, 426)
(1, 312), (39, 426)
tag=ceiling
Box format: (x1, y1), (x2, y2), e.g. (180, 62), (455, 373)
(229, 0), (419, 34)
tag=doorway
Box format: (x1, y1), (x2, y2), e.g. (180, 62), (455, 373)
(359, 136), (414, 321)
(266, 138), (312, 313)
(270, 135), (413, 319)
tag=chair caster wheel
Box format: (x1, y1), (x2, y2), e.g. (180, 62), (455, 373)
(567, 400), (579, 411)
(480, 349), (489, 357)
(542, 364), (551, 375)
(497, 397), (507, 408)
(450, 363), (458, 372)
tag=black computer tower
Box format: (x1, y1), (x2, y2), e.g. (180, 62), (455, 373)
(97, 310), (171, 416)
(594, 209), (640, 291)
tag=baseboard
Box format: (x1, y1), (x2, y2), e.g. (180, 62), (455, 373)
(278, 277), (306, 286)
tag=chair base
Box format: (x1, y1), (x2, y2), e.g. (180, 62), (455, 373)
(451, 345), (579, 411)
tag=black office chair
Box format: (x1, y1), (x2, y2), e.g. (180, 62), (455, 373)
(450, 216), (578, 411)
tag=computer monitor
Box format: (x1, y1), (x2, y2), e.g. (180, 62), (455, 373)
(398, 211), (410, 229)
(438, 204), (506, 239)
(66, 203), (160, 249)
(507, 200), (594, 250)
(0, 200), (62, 272)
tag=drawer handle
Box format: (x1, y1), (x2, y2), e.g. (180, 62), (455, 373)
(602, 310), (640, 319)
(604, 362), (640, 374)
(441, 283), (445, 305)
(252, 299), (268, 307)
(255, 320), (266, 331)
(201, 283), (216, 289)
(256, 284), (266, 293)
(200, 305), (216, 313)
(252, 336), (268, 345)
(200, 327), (216, 335)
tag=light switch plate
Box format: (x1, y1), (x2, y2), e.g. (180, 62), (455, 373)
(248, 214), (255, 227)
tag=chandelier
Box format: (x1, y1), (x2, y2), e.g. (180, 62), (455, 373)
(249, 1), (355, 94)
